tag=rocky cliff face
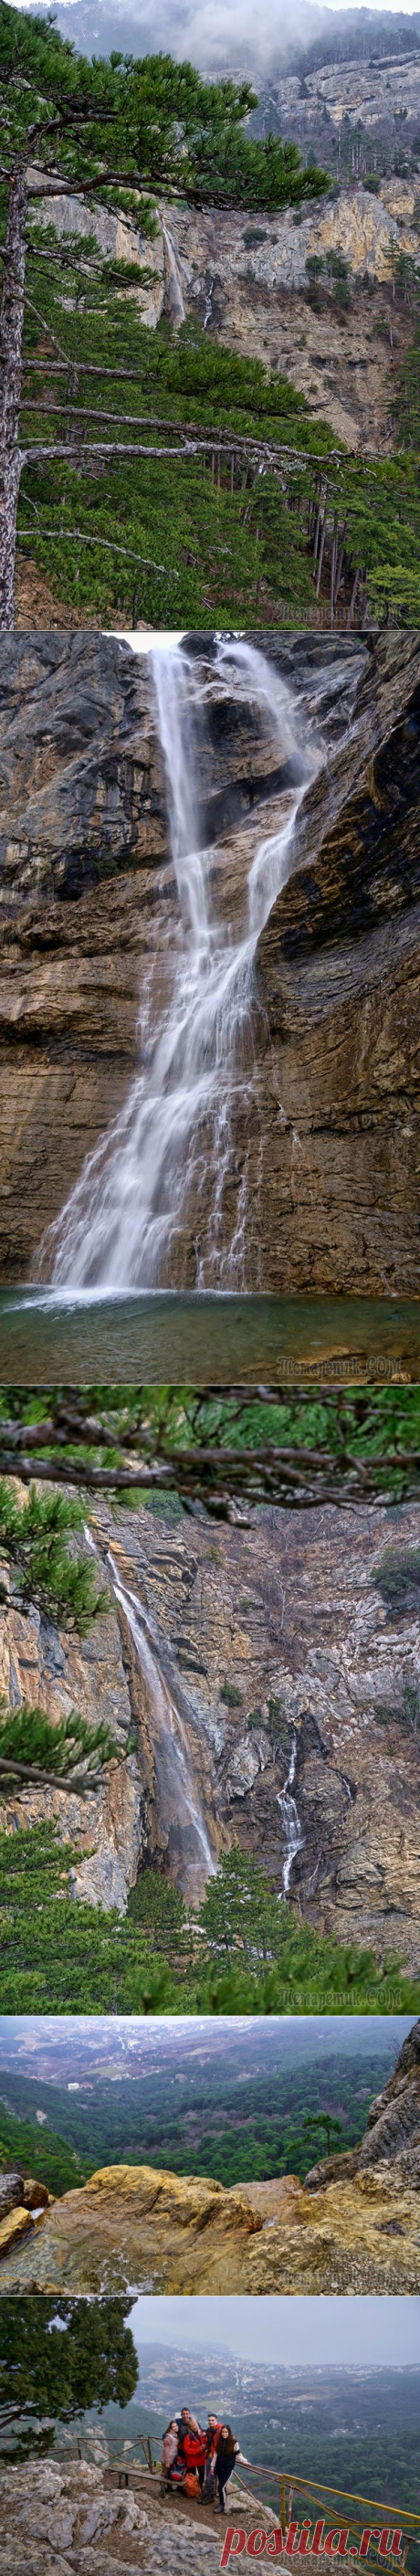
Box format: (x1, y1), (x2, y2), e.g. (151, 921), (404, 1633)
(33, 177), (420, 451)
(2, 1486), (420, 1968)
(0, 2458), (335, 2576)
(159, 182), (418, 452)
(251, 626), (420, 1292)
(1, 626), (419, 1293)
(306, 2015), (420, 2186)
(0, 2457), (225, 2576)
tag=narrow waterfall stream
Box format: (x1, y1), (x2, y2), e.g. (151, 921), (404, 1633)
(106, 1548), (217, 1906)
(277, 1729), (304, 1895)
(44, 638), (321, 1292)
(159, 214), (186, 327)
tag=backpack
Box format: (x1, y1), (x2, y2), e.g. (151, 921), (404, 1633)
(184, 2473), (200, 2498)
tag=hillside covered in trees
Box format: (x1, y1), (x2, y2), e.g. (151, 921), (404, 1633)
(1, 5), (420, 624)
(0, 2023), (402, 2191)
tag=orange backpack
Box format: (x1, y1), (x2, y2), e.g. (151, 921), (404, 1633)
(184, 2473), (200, 2498)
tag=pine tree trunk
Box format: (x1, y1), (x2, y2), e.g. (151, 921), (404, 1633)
(0, 163), (26, 630)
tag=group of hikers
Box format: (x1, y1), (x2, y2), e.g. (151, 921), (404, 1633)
(162, 2407), (245, 2514)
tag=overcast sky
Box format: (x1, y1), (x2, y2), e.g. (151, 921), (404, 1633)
(131, 2298), (420, 2368)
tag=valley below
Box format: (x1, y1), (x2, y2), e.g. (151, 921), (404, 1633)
(0, 2019), (419, 2292)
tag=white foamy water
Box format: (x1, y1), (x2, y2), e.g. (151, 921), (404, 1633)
(41, 638), (320, 1292)
(277, 1728), (304, 1896)
(107, 1550), (216, 1906)
(159, 213), (185, 327)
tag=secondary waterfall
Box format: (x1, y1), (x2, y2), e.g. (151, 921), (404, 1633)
(278, 1729), (304, 1896)
(43, 638), (320, 1293)
(107, 1550), (216, 1906)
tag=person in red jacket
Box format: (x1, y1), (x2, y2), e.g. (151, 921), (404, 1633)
(182, 2423), (207, 2490)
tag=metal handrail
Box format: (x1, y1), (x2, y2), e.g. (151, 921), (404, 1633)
(107, 2445), (420, 2542)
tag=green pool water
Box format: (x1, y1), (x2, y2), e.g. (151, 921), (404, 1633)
(0, 1292), (419, 1385)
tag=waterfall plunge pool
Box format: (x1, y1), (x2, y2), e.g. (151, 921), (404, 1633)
(0, 1291), (419, 1384)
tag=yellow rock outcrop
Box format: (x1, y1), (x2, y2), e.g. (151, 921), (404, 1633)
(0, 2157), (418, 2295)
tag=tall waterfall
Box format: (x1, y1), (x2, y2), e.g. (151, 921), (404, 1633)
(159, 214), (186, 328)
(43, 639), (319, 1293)
(278, 1728), (304, 1896)
(108, 1550), (216, 1905)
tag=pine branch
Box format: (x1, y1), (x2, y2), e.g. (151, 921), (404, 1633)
(16, 527), (179, 575)
(0, 1755), (105, 1789)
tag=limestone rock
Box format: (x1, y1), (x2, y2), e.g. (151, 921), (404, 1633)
(156, 182), (420, 449)
(306, 2018), (420, 2188)
(0, 2204), (33, 2255)
(0, 2145), (418, 2294)
(29, 172), (165, 330)
(0, 2171), (24, 2220)
(0, 1579), (148, 1911)
(22, 2178), (51, 2209)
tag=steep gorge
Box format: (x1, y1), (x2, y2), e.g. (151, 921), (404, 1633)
(1, 1487), (420, 1969)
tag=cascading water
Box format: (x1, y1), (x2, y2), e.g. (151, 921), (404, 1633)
(106, 1549), (216, 1906)
(42, 638), (320, 1293)
(278, 1729), (304, 1896)
(159, 214), (186, 328)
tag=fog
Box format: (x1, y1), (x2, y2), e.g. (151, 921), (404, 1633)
(0, 2014), (412, 2076)
(131, 2296), (420, 2367)
(20, 0), (420, 77)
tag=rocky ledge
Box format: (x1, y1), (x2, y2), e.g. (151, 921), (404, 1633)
(0, 2457), (340, 2576)
(0, 2150), (418, 2297)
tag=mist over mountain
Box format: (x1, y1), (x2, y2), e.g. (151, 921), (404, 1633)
(19, 0), (420, 76)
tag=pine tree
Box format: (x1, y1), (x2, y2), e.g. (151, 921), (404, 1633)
(0, 1478), (108, 1630)
(0, 2297), (138, 2457)
(0, 4), (328, 623)
(0, 1694), (119, 1793)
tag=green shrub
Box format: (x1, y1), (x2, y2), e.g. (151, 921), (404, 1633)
(375, 1675), (420, 1739)
(373, 1546), (420, 1614)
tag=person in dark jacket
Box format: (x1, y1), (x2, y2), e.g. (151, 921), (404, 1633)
(214, 2424), (238, 2513)
(203, 2413), (223, 2501)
